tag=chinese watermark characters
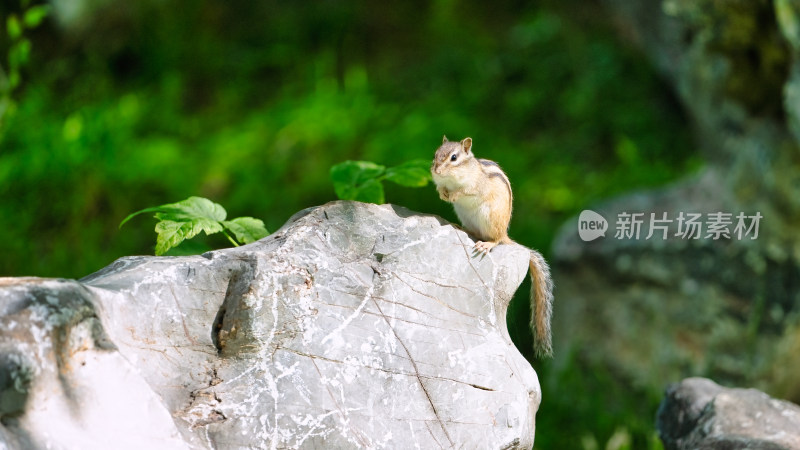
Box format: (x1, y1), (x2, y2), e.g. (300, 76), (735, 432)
(579, 210), (762, 242)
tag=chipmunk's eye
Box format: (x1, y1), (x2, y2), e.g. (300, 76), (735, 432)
(450, 153), (457, 162)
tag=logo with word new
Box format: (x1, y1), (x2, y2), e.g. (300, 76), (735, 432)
(578, 210), (608, 242)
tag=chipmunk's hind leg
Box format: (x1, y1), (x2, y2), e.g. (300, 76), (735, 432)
(472, 240), (500, 257)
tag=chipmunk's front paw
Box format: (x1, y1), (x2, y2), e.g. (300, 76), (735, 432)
(437, 187), (451, 202)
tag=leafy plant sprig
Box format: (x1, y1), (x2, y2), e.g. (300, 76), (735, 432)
(330, 159), (431, 204)
(120, 196), (269, 256)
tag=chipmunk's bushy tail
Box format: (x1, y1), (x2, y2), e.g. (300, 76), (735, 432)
(529, 250), (553, 358)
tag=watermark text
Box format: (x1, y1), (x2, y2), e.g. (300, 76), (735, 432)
(578, 210), (762, 242)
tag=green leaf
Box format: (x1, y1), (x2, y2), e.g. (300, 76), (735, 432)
(384, 159), (432, 187)
(120, 196), (226, 229)
(155, 196), (227, 221)
(222, 217), (269, 244)
(330, 160), (386, 202)
(6, 15), (21, 40)
(152, 196), (226, 235)
(121, 196), (269, 255)
(331, 181), (358, 201)
(353, 178), (385, 204)
(23, 5), (49, 28)
(154, 220), (195, 256)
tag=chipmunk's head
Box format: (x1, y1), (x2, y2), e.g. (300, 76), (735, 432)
(431, 136), (474, 179)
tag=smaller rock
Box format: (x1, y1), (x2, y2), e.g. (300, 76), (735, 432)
(657, 377), (800, 450)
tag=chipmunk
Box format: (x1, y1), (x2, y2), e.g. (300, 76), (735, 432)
(431, 136), (553, 358)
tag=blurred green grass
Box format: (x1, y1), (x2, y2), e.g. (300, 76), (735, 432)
(0, 0), (700, 447)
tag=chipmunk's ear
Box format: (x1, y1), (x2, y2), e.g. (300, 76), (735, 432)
(461, 137), (472, 153)
(442, 135), (449, 144)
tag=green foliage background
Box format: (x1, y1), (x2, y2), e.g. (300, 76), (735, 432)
(0, 0), (700, 447)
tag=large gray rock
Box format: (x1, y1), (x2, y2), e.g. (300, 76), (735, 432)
(0, 201), (540, 449)
(657, 377), (800, 449)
